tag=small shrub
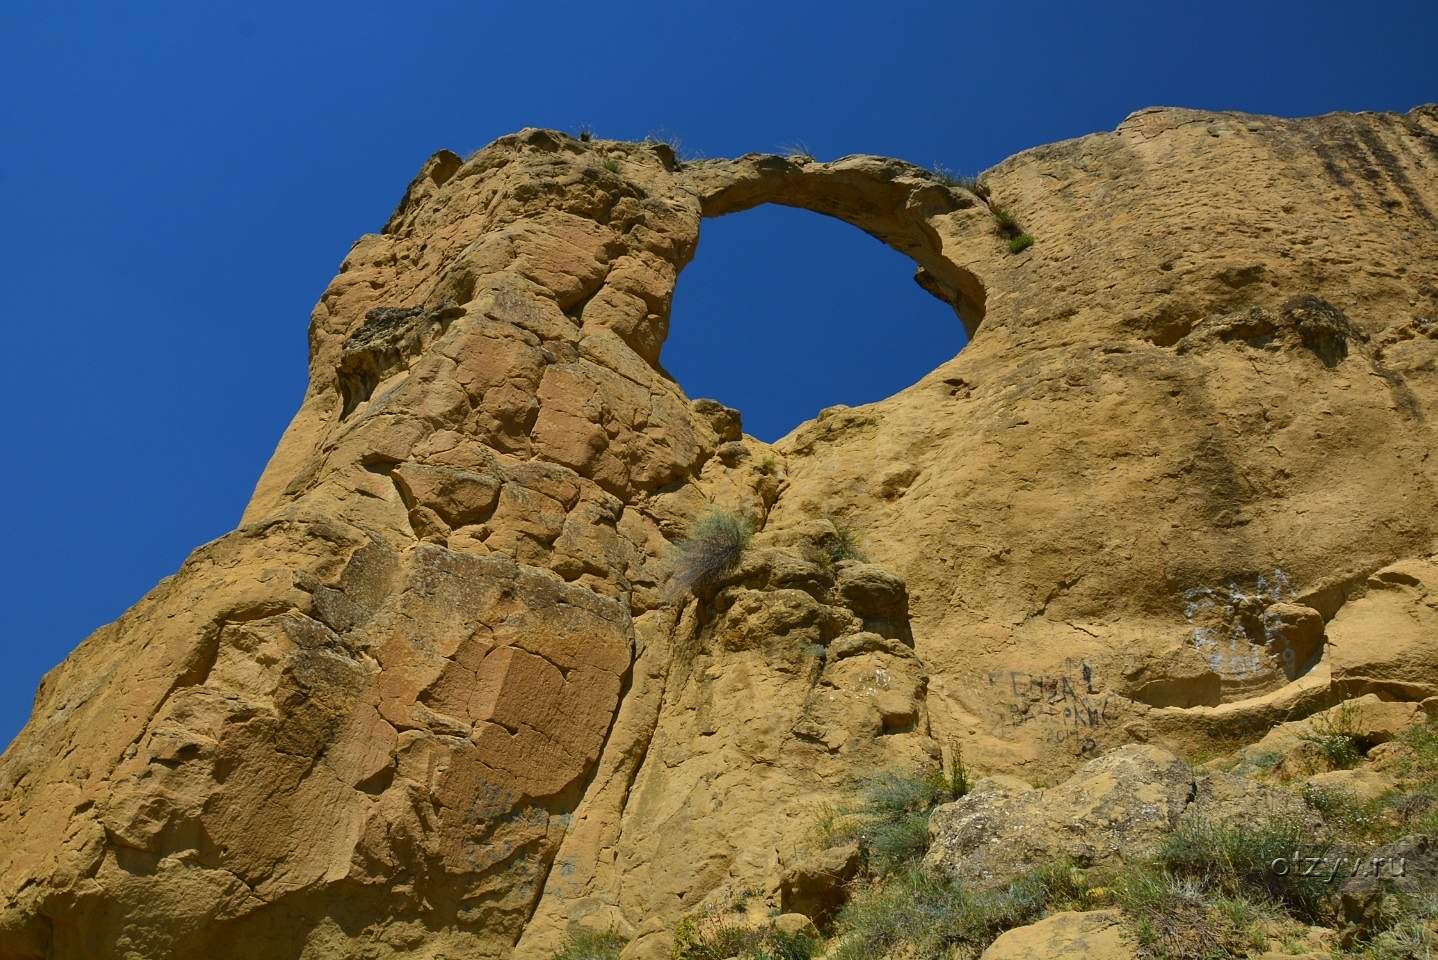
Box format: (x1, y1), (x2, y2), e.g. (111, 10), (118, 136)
(1007, 233), (1034, 254)
(670, 509), (753, 594)
(827, 519), (866, 563)
(1157, 816), (1334, 919)
(644, 129), (693, 162)
(777, 140), (815, 163)
(931, 164), (990, 200)
(602, 157), (621, 173)
(831, 861), (1087, 960)
(829, 763), (968, 877)
(1304, 784), (1398, 844)
(989, 202), (1023, 239)
(1300, 699), (1366, 770)
(672, 915), (813, 960)
(828, 867), (965, 960)
(552, 928), (625, 960)
(1113, 866), (1270, 959)
(944, 742), (970, 801)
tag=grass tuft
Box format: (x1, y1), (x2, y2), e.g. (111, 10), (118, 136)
(672, 916), (814, 960)
(989, 202), (1023, 238)
(669, 509), (753, 595)
(1113, 866), (1275, 959)
(830, 860), (1089, 960)
(1007, 233), (1034, 254)
(1300, 699), (1367, 770)
(931, 164), (990, 200)
(827, 519), (867, 564)
(777, 140), (815, 163)
(1156, 816), (1333, 919)
(817, 757), (969, 878)
(551, 928), (625, 960)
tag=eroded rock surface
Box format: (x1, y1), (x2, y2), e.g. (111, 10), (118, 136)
(2, 105), (1438, 958)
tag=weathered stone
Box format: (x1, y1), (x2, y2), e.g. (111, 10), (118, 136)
(925, 745), (1194, 886)
(777, 841), (861, 924)
(980, 910), (1136, 960)
(1336, 835), (1438, 931)
(4, 104), (1438, 958)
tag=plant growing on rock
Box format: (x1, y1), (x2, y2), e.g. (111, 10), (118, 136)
(931, 163), (990, 201)
(817, 754), (969, 879)
(827, 518), (866, 563)
(1007, 233), (1034, 254)
(989, 202), (1023, 238)
(777, 140), (815, 163)
(669, 508), (754, 595)
(1156, 816), (1335, 920)
(671, 915), (814, 960)
(550, 928), (626, 960)
(1299, 698), (1367, 770)
(830, 860), (1088, 960)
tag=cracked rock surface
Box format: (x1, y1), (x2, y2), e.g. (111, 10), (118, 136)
(3, 105), (1438, 958)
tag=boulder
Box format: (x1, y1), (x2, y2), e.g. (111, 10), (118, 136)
(1336, 834), (1438, 931)
(980, 910), (1136, 960)
(925, 746), (1193, 886)
(777, 841), (862, 924)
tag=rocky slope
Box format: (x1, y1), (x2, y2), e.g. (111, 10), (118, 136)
(1, 105), (1437, 959)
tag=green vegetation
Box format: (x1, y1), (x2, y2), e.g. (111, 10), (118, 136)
(601, 157), (621, 173)
(930, 166), (1033, 250)
(661, 715), (1438, 959)
(800, 518), (867, 574)
(1155, 816), (1334, 919)
(989, 202), (1022, 238)
(644, 129), (692, 162)
(670, 508), (754, 594)
(1112, 866), (1277, 958)
(551, 928), (626, 960)
(817, 755), (1084, 960)
(931, 164), (990, 200)
(671, 916), (814, 960)
(825, 518), (866, 564)
(813, 752), (968, 878)
(830, 861), (1090, 960)
(1299, 698), (1367, 770)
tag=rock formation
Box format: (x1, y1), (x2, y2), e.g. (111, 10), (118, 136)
(1, 104), (1436, 959)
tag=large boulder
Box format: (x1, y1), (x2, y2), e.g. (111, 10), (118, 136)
(925, 746), (1193, 886)
(980, 910), (1136, 960)
(1330, 560), (1438, 700)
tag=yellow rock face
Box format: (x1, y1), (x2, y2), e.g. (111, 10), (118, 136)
(2, 106), (1438, 958)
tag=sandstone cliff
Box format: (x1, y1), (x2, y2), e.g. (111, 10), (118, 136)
(2, 105), (1437, 959)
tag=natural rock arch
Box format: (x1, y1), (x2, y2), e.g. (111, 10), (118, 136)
(7, 107), (1438, 960)
(679, 153), (988, 335)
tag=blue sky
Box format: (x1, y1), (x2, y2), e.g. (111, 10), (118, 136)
(2, 1), (1434, 747)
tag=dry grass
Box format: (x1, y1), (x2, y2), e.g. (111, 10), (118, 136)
(669, 508), (753, 595)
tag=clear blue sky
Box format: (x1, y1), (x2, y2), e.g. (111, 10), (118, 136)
(2, 1), (1434, 748)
